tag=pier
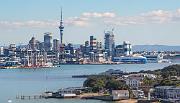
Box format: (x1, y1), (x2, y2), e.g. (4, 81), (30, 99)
(16, 95), (44, 100)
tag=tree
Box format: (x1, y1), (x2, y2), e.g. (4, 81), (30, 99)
(105, 80), (128, 90)
(83, 75), (107, 92)
(83, 75), (129, 93)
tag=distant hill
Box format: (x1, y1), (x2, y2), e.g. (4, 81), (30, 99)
(63, 44), (180, 52)
(132, 45), (180, 52)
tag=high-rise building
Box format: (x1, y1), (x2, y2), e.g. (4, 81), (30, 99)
(84, 41), (90, 56)
(29, 37), (36, 50)
(0, 47), (4, 55)
(123, 41), (132, 56)
(114, 41), (132, 57)
(85, 41), (89, 47)
(90, 36), (97, 52)
(44, 32), (53, 51)
(104, 30), (115, 57)
(97, 41), (102, 50)
(53, 39), (60, 52)
(9, 44), (16, 51)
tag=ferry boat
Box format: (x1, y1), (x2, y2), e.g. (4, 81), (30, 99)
(3, 61), (22, 69)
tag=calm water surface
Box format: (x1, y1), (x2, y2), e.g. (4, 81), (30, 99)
(0, 63), (178, 103)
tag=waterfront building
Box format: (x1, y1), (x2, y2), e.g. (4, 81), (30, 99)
(144, 54), (162, 63)
(112, 56), (147, 64)
(104, 30), (115, 57)
(24, 50), (47, 67)
(154, 86), (180, 102)
(44, 32), (53, 51)
(95, 53), (105, 63)
(111, 90), (129, 100)
(132, 90), (145, 99)
(53, 39), (60, 52)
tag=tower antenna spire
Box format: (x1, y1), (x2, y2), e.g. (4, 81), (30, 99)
(61, 7), (63, 22)
(59, 7), (64, 44)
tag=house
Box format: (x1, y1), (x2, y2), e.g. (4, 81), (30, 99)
(125, 76), (142, 89)
(154, 86), (180, 102)
(111, 90), (129, 100)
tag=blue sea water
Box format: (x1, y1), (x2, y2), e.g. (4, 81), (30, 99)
(0, 63), (177, 103)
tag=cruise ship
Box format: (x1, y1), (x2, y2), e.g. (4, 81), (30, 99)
(112, 56), (147, 64)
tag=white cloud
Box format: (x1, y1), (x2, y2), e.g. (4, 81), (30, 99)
(82, 12), (116, 18)
(104, 9), (180, 26)
(0, 20), (57, 29)
(65, 17), (89, 27)
(140, 10), (172, 23)
(1, 9), (180, 29)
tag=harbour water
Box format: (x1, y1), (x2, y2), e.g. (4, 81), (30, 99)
(0, 63), (178, 103)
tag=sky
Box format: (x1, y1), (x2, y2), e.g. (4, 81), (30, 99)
(0, 0), (180, 46)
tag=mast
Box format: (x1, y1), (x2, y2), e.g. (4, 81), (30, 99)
(59, 7), (64, 45)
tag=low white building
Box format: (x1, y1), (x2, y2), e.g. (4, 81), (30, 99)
(111, 90), (129, 100)
(132, 90), (145, 99)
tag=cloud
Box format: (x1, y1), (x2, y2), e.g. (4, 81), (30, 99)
(82, 12), (116, 18)
(140, 10), (172, 23)
(65, 17), (89, 27)
(104, 9), (180, 26)
(0, 20), (57, 29)
(1, 9), (180, 29)
(0, 18), (88, 29)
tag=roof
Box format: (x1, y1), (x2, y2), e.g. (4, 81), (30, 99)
(155, 86), (180, 89)
(112, 90), (129, 94)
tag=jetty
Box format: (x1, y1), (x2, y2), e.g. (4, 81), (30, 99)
(16, 95), (44, 100)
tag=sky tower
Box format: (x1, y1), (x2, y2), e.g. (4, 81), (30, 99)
(59, 8), (64, 45)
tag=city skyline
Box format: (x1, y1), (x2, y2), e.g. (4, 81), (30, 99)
(0, 0), (180, 45)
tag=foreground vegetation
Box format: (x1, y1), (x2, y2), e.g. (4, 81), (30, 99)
(140, 64), (180, 87)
